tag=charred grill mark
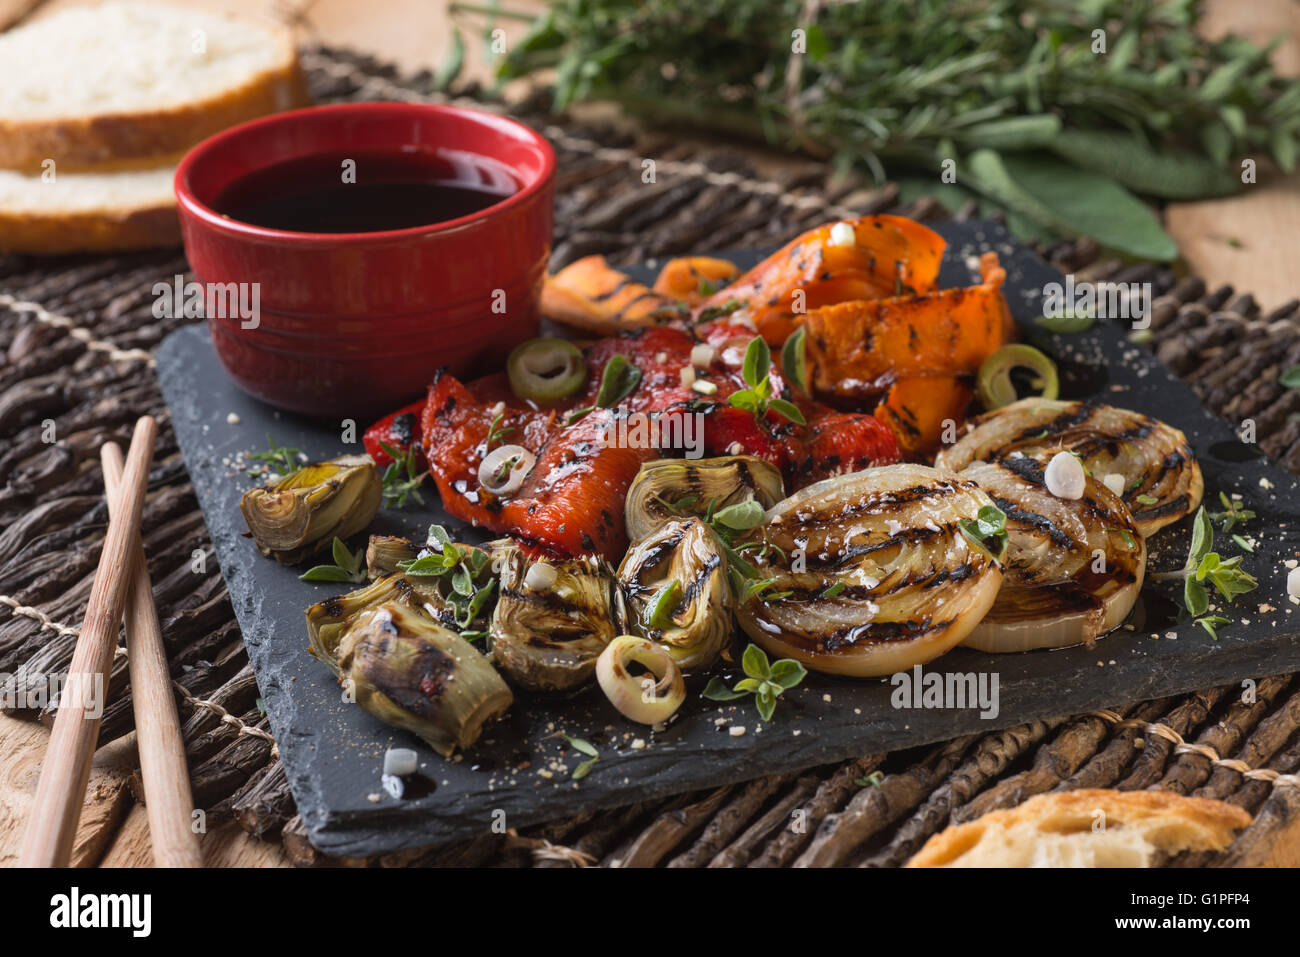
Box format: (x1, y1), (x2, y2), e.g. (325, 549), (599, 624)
(998, 455), (1046, 486)
(783, 483), (962, 530)
(989, 493), (1076, 550)
(816, 616), (952, 650)
(615, 291), (661, 317)
(501, 583), (603, 619)
(680, 554), (722, 607)
(391, 413), (417, 444)
(794, 522), (953, 569)
(1132, 493), (1188, 521)
(634, 529), (688, 572)
(592, 276), (632, 302)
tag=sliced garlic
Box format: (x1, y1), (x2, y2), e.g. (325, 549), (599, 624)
(828, 221), (856, 248)
(524, 561), (557, 591)
(692, 379), (718, 395)
(680, 365), (696, 389)
(1044, 450), (1085, 500)
(690, 343), (715, 368)
(1102, 472), (1126, 497)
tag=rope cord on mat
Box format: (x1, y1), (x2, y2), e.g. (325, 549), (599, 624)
(1088, 709), (1300, 788)
(297, 52), (864, 221)
(0, 592), (279, 758)
(0, 293), (156, 366)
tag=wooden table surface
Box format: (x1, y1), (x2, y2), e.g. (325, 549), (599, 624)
(2, 0), (1298, 868)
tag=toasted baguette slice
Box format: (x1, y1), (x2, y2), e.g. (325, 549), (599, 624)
(0, 2), (304, 171)
(0, 163), (178, 253)
(907, 789), (1251, 868)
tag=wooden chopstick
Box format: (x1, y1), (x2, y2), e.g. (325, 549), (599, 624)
(18, 416), (157, 868)
(102, 442), (203, 867)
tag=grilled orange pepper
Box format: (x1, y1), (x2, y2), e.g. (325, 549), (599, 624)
(694, 215), (946, 344)
(541, 255), (682, 335)
(803, 252), (1014, 401)
(652, 256), (741, 304)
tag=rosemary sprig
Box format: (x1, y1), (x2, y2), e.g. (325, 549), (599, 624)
(485, 412), (515, 452)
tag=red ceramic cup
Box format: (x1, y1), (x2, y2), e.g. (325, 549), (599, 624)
(174, 102), (555, 419)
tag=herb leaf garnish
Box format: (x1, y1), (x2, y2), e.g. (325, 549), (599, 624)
(568, 354), (642, 424)
(379, 441), (426, 509)
(300, 537), (366, 583)
(248, 433), (302, 477)
(397, 525), (497, 637)
(958, 504), (1009, 563)
(780, 325), (809, 396)
(562, 734), (600, 780)
(702, 643), (806, 722)
(1153, 505), (1258, 626)
(729, 337), (806, 426)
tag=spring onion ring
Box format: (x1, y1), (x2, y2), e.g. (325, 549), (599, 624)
(976, 344), (1059, 410)
(478, 444), (535, 496)
(507, 337), (587, 401)
(595, 635), (686, 724)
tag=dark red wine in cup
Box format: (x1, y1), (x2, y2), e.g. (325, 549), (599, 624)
(213, 147), (519, 233)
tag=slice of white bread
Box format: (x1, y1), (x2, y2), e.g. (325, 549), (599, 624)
(0, 163), (178, 253)
(0, 2), (304, 171)
(907, 789), (1251, 868)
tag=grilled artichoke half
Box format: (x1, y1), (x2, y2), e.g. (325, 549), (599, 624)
(241, 454), (381, 564)
(959, 459), (1147, 652)
(490, 546), (624, 692)
(618, 518), (731, 671)
(307, 574), (419, 666)
(337, 602), (512, 757)
(625, 455), (785, 544)
(734, 463), (1004, 677)
(934, 399), (1202, 537)
(366, 535), (419, 578)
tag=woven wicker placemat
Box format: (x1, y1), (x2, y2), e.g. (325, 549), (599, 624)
(2, 46), (1299, 868)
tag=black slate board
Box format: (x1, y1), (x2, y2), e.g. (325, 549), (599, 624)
(157, 221), (1300, 857)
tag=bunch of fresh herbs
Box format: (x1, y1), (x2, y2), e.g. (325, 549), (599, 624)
(451, 0), (1300, 259)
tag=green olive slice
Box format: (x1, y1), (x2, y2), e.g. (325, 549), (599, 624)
(976, 344), (1059, 410)
(507, 337), (587, 401)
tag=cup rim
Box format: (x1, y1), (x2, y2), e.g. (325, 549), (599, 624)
(174, 101), (556, 246)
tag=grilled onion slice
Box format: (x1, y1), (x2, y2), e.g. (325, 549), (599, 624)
(240, 454), (382, 565)
(490, 546), (624, 691)
(734, 464), (1004, 677)
(618, 518), (731, 671)
(960, 459), (1147, 652)
(337, 603), (512, 756)
(934, 399), (1202, 537)
(625, 455), (785, 544)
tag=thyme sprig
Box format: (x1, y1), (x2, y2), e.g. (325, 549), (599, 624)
(378, 441), (427, 509)
(247, 433), (302, 477)
(397, 525), (496, 639)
